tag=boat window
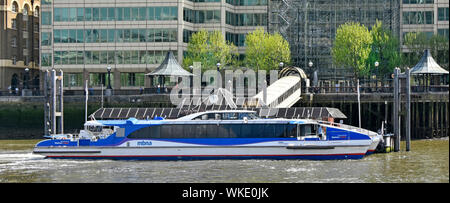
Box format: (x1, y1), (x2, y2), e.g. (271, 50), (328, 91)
(193, 112), (259, 120)
(86, 125), (103, 132)
(127, 124), (299, 139)
(238, 112), (260, 120)
(238, 113), (249, 119)
(223, 112), (238, 120)
(299, 124), (317, 136)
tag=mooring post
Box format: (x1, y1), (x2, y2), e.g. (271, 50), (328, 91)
(405, 68), (411, 151)
(393, 68), (400, 152)
(58, 70), (64, 135)
(43, 70), (50, 136)
(51, 70), (57, 136)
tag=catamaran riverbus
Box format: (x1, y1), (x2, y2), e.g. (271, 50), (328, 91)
(33, 110), (382, 160)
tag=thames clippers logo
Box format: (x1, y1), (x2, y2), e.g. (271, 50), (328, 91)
(137, 141), (153, 146)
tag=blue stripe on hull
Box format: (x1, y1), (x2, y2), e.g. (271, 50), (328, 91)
(46, 154), (365, 161)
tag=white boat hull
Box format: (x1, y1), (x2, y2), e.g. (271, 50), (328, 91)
(34, 140), (371, 160)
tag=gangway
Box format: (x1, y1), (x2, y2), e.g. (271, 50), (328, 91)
(253, 76), (301, 108)
(252, 67), (307, 108)
(176, 66), (307, 109)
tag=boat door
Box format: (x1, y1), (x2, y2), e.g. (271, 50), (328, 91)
(297, 124), (321, 141)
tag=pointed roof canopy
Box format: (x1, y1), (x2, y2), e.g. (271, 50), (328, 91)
(410, 50), (449, 75)
(146, 51), (194, 77)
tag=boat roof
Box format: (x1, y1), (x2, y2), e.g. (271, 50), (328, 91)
(90, 107), (347, 120)
(90, 117), (377, 136)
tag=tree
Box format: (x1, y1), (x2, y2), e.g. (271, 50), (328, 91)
(183, 29), (238, 71)
(367, 20), (402, 79)
(332, 22), (373, 84)
(244, 28), (291, 71)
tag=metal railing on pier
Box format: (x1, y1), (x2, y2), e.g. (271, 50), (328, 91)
(1, 80), (448, 97)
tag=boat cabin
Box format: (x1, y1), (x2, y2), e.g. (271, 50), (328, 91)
(82, 120), (114, 139)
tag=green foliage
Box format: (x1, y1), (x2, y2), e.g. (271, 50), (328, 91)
(183, 29), (238, 71)
(332, 22), (373, 80)
(244, 28), (291, 71)
(367, 20), (402, 78)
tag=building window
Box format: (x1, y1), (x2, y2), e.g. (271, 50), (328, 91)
(402, 0), (434, 4)
(41, 12), (52, 25)
(438, 29), (449, 38)
(34, 23), (39, 33)
(121, 73), (145, 87)
(226, 12), (267, 26)
(55, 28), (177, 44)
(226, 32), (246, 46)
(89, 73), (113, 87)
(183, 8), (220, 24)
(23, 5), (29, 18)
(226, 0), (268, 6)
(41, 0), (52, 5)
(12, 56), (17, 65)
(11, 2), (19, 13)
(34, 7), (40, 17)
(11, 37), (17, 48)
(438, 7), (449, 21)
(24, 56), (29, 66)
(41, 53), (52, 67)
(11, 19), (17, 29)
(64, 73), (83, 87)
(402, 11), (434, 24)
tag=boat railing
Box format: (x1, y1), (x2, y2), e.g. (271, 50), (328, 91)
(317, 120), (377, 136)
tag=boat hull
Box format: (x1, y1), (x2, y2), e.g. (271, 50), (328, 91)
(34, 142), (370, 160)
(366, 134), (383, 155)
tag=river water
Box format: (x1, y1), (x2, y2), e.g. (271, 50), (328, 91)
(0, 138), (448, 183)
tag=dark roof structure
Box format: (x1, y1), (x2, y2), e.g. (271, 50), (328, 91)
(146, 51), (194, 77)
(90, 107), (347, 120)
(410, 49), (449, 75)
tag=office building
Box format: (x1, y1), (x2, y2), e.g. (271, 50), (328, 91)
(268, 0), (401, 81)
(39, 0), (448, 91)
(268, 0), (448, 82)
(40, 0), (268, 91)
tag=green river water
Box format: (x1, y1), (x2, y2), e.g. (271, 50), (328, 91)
(0, 138), (448, 183)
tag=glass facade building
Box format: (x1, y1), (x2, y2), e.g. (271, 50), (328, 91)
(401, 0), (449, 40)
(39, 0), (449, 91)
(40, 0), (268, 90)
(268, 0), (448, 82)
(268, 0), (401, 81)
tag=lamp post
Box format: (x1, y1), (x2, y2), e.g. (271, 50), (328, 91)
(374, 61), (379, 91)
(308, 60), (314, 84)
(216, 63), (221, 90)
(308, 61), (313, 69)
(308, 61), (316, 92)
(24, 68), (30, 89)
(106, 66), (112, 89)
(106, 66), (112, 96)
(279, 62), (284, 71)
(189, 65), (194, 95)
